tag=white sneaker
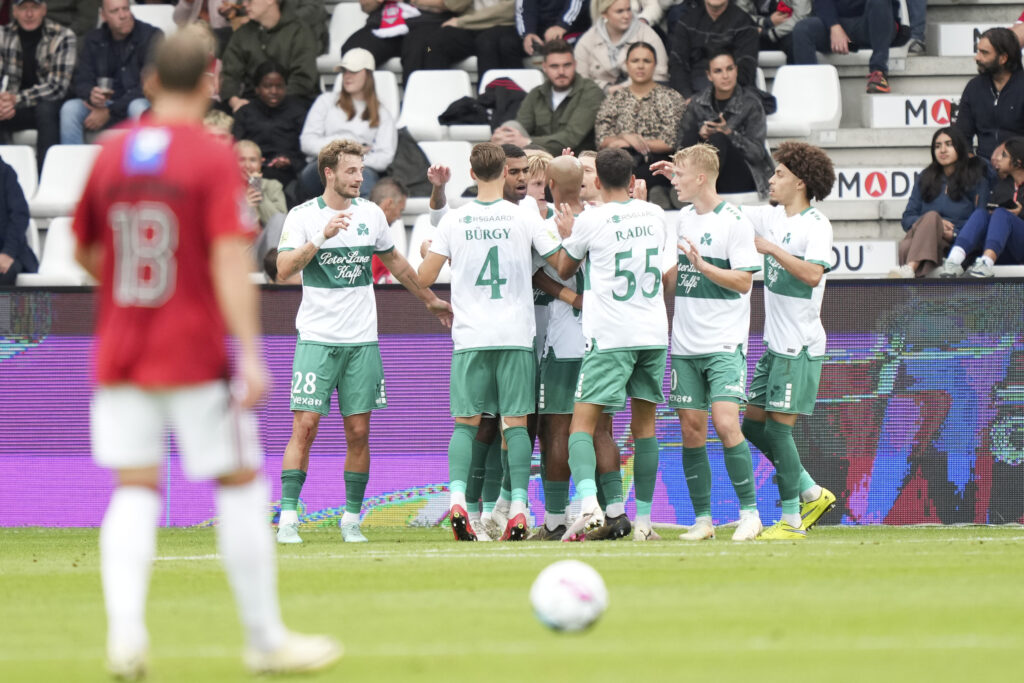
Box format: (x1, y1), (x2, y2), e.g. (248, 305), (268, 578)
(967, 260), (994, 278)
(680, 516), (715, 541)
(934, 260), (963, 278)
(340, 521), (368, 543)
(276, 523), (302, 544)
(888, 264), (915, 279)
(107, 642), (147, 681)
(561, 506), (604, 541)
(732, 511), (763, 541)
(244, 632), (343, 675)
(633, 523), (662, 541)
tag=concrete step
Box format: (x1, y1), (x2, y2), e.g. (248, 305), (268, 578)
(928, 22), (1009, 56)
(861, 93), (960, 128)
(767, 128), (933, 167)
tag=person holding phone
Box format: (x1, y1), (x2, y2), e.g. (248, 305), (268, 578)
(936, 137), (1024, 278)
(679, 49), (773, 198)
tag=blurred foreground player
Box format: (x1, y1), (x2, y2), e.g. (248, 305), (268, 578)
(73, 27), (341, 678)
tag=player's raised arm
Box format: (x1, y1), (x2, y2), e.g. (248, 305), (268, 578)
(533, 268), (581, 309)
(754, 236), (825, 287)
(277, 211), (351, 280)
(428, 164), (451, 227)
(381, 248), (453, 327)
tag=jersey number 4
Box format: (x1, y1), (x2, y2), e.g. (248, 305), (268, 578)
(109, 202), (179, 308)
(475, 246), (508, 299)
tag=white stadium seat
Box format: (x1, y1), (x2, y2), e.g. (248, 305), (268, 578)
(0, 145), (38, 200)
(30, 144), (101, 218)
(332, 69), (400, 121)
(766, 65), (842, 138)
(396, 70), (472, 142)
(448, 69), (545, 142)
(317, 3), (366, 83)
(129, 4), (176, 36)
(405, 213), (451, 284)
(389, 218), (408, 262)
(16, 217), (96, 286)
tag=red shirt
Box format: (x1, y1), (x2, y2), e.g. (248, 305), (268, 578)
(74, 122), (257, 387)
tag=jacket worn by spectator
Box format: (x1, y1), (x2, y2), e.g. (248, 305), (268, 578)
(45, 0), (102, 42)
(516, 0), (591, 38)
(231, 96), (308, 175)
(669, 0), (759, 98)
(219, 3), (319, 103)
(812, 0), (898, 32)
(573, 17), (668, 90)
(900, 172), (990, 233)
(0, 156), (38, 279)
(955, 70), (1024, 161)
(735, 0), (810, 44)
(0, 18), (76, 109)
(447, 0), (516, 30)
(71, 20), (162, 121)
(515, 73), (605, 155)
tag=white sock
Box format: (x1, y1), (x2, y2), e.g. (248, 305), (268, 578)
(580, 494), (599, 514)
(494, 496), (510, 514)
(980, 255), (995, 266)
(468, 509), (482, 524)
(634, 513), (651, 528)
(340, 511), (360, 526)
(217, 478), (287, 652)
(739, 509), (760, 521)
(545, 512), (566, 530)
(782, 512), (802, 528)
(449, 491), (467, 510)
(509, 500), (527, 517)
(605, 502), (625, 518)
(279, 509), (298, 526)
(800, 485), (822, 503)
(947, 246), (966, 265)
(100, 486), (160, 653)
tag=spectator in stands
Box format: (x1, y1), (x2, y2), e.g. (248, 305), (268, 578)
(668, 0), (758, 101)
(231, 60), (307, 189)
(0, 153), (37, 284)
(173, 1), (237, 55)
(237, 138), (287, 267)
(679, 49), (771, 197)
(736, 0), (809, 57)
(791, 0), (899, 94)
(342, 0), (453, 83)
(297, 48), (397, 201)
(594, 42), (683, 208)
(0, 1), (76, 166)
(369, 177), (407, 283)
(263, 247), (302, 284)
(573, 0), (668, 92)
(936, 137), (1024, 278)
(954, 27), (1024, 161)
(517, 0), (591, 56)
(422, 0), (523, 75)
(44, 0), (100, 44)
(892, 126), (990, 278)
(219, 0), (318, 113)
(904, 0), (925, 54)
(204, 108), (234, 143)
(59, 0), (161, 144)
(491, 39), (604, 156)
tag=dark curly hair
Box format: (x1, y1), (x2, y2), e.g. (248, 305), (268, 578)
(773, 141), (835, 202)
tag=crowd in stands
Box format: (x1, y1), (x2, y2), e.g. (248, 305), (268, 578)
(3, 0), (1024, 284)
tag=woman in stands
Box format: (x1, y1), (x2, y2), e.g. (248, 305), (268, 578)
(231, 61), (308, 191)
(573, 0), (668, 92)
(678, 49), (773, 199)
(593, 42), (684, 208)
(296, 48), (398, 201)
(892, 126), (989, 278)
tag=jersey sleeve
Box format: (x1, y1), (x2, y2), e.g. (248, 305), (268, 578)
(560, 211), (592, 261)
(804, 214), (834, 271)
(740, 204), (774, 236)
(429, 202), (448, 227)
(205, 144), (258, 243)
(373, 208), (396, 254)
(277, 208), (309, 252)
(529, 210), (561, 259)
(729, 216), (762, 272)
(430, 213), (452, 258)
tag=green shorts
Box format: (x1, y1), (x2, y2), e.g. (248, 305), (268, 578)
(574, 342), (666, 410)
(668, 349), (747, 410)
(747, 347), (823, 416)
(290, 341), (386, 416)
(450, 348), (535, 418)
(538, 350), (582, 415)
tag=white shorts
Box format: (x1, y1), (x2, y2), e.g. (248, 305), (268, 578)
(91, 381), (262, 481)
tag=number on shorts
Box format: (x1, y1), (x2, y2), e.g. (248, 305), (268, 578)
(109, 202), (179, 307)
(292, 371), (317, 394)
(475, 246), (507, 299)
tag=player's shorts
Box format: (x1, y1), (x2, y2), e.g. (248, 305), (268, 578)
(668, 349), (747, 410)
(91, 381), (261, 480)
(290, 341), (387, 416)
(450, 348), (535, 418)
(574, 342), (666, 410)
(538, 349), (582, 415)
(747, 347), (823, 415)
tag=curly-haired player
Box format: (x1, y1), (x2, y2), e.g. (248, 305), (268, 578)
(739, 141), (838, 540)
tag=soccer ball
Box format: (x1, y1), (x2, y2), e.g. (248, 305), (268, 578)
(530, 560), (608, 632)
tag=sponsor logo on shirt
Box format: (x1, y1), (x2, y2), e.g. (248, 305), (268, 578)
(292, 396), (324, 407)
(782, 232), (792, 245)
(319, 250), (371, 284)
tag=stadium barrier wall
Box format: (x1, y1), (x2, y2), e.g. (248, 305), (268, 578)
(1, 281), (1022, 527)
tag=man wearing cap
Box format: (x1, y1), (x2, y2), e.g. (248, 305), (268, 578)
(0, 0), (76, 165)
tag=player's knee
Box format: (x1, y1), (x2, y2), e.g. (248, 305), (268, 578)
(345, 421), (370, 446)
(292, 412), (320, 446)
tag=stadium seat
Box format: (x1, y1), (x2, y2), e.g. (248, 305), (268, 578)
(317, 3), (366, 86)
(0, 145), (39, 200)
(448, 69), (546, 142)
(332, 69), (400, 120)
(16, 217), (96, 286)
(11, 129), (36, 147)
(757, 51), (787, 68)
(26, 219), (40, 262)
(401, 141), (474, 215)
(389, 218), (409, 260)
(129, 4), (176, 36)
(766, 65), (842, 138)
(396, 70), (472, 142)
(405, 213), (451, 284)
(30, 145), (101, 218)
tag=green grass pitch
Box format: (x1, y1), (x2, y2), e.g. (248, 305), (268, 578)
(3, 526), (1024, 682)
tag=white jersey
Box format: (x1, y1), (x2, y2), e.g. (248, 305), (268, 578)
(278, 196), (393, 344)
(541, 215), (585, 359)
(431, 198), (561, 351)
(742, 204), (832, 357)
(430, 194), (540, 227)
(561, 199), (671, 351)
(672, 201), (761, 357)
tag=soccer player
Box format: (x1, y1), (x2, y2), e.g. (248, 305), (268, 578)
(275, 139), (452, 545)
(72, 27), (341, 678)
(578, 150), (601, 205)
(653, 144), (764, 542)
(739, 141), (838, 540)
(554, 148), (672, 541)
(418, 142), (564, 541)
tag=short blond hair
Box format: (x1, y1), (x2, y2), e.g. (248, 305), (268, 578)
(673, 143), (720, 179)
(318, 139), (365, 185)
(235, 139), (261, 157)
(203, 109), (233, 133)
(527, 152), (553, 179)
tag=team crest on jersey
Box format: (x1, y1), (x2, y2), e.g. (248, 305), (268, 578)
(700, 232), (712, 245)
(357, 223), (369, 235)
(463, 216), (473, 224)
(611, 215), (621, 223)
(123, 128), (170, 175)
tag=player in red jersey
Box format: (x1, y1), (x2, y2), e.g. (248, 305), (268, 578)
(73, 27), (341, 679)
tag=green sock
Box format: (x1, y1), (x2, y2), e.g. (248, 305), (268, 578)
(682, 445), (712, 518)
(544, 480), (570, 514)
(447, 423), (477, 495)
(723, 442), (758, 510)
(633, 436), (659, 513)
(741, 419), (776, 467)
(504, 426), (531, 504)
(764, 420), (801, 514)
(465, 437), (490, 506)
(798, 468), (817, 492)
(499, 447), (511, 501)
(567, 432), (598, 498)
(482, 439), (501, 512)
(280, 469), (307, 512)
(343, 471), (369, 515)
(598, 471), (623, 505)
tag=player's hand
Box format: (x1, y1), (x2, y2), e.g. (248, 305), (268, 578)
(830, 24), (851, 54)
(245, 185), (262, 206)
(427, 164), (451, 187)
(267, 155), (291, 168)
(678, 237), (706, 271)
(649, 159), (674, 179)
(941, 219), (955, 240)
(419, 238), (432, 259)
(323, 211), (351, 239)
(426, 297), (454, 328)
(631, 178), (648, 202)
(0, 253), (13, 274)
(234, 350), (269, 410)
(554, 203), (575, 239)
(754, 235), (775, 255)
(561, 147), (575, 157)
(84, 106), (110, 130)
(571, 292), (583, 310)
